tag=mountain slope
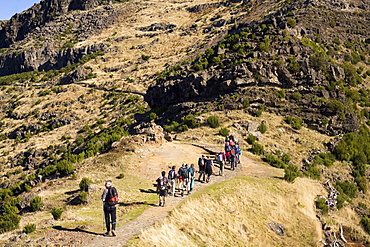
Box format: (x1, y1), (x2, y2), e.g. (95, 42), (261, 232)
(1, 0), (370, 245)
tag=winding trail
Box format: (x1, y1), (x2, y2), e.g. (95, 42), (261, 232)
(85, 142), (282, 247)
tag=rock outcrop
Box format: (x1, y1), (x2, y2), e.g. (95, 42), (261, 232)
(0, 0), (118, 76)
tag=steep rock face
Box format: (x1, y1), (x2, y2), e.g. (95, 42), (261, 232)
(0, 43), (106, 77)
(0, 0), (107, 48)
(0, 1), (118, 76)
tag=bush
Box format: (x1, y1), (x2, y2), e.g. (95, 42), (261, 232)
(246, 134), (257, 145)
(285, 116), (303, 130)
(148, 112), (157, 120)
(243, 97), (250, 108)
(30, 196), (42, 212)
(361, 217), (370, 234)
(335, 180), (358, 198)
(207, 116), (220, 128)
(313, 152), (335, 167)
(251, 142), (264, 155)
(284, 164), (300, 182)
(336, 194), (347, 209)
(141, 54), (151, 61)
(50, 207), (64, 220)
(264, 153), (285, 168)
(291, 92), (302, 100)
(287, 18), (297, 28)
(164, 121), (179, 133)
(275, 89), (286, 99)
(79, 191), (89, 204)
(79, 177), (93, 192)
(0, 198), (21, 234)
(23, 223), (36, 234)
(258, 123), (267, 134)
(181, 114), (200, 128)
(303, 165), (321, 180)
(359, 202), (368, 209)
(219, 127), (230, 137)
(315, 197), (328, 215)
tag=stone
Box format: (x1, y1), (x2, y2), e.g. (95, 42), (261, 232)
(266, 222), (285, 236)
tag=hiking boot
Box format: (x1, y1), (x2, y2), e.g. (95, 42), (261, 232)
(111, 230), (116, 236)
(159, 202), (162, 206)
(103, 231), (111, 236)
(162, 202), (165, 207)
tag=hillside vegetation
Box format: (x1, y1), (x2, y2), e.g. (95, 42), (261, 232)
(1, 0), (370, 246)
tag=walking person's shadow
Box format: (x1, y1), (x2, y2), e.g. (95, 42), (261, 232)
(52, 225), (101, 235)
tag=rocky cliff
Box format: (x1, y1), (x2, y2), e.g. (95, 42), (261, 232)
(0, 0), (119, 76)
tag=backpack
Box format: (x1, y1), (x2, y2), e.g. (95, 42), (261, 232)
(225, 145), (232, 152)
(179, 167), (189, 179)
(106, 187), (118, 206)
(188, 167), (195, 177)
(168, 170), (176, 180)
(217, 153), (223, 161)
(198, 157), (204, 167)
(157, 176), (168, 190)
(230, 149), (236, 155)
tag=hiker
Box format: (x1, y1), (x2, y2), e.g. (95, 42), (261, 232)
(230, 148), (237, 170)
(225, 150), (231, 164)
(168, 165), (177, 196)
(178, 163), (190, 196)
(235, 143), (242, 165)
(198, 154), (206, 182)
(205, 156), (213, 183)
(188, 163), (196, 192)
(217, 152), (226, 176)
(156, 171), (169, 206)
(102, 180), (119, 237)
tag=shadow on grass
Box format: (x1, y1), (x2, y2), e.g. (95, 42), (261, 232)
(65, 189), (80, 195)
(52, 226), (101, 236)
(119, 201), (156, 206)
(139, 188), (157, 194)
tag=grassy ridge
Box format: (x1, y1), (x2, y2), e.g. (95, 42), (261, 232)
(129, 176), (324, 246)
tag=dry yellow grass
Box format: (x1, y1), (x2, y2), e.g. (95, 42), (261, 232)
(130, 176), (325, 247)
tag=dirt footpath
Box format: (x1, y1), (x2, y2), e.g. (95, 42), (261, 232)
(85, 141), (281, 247)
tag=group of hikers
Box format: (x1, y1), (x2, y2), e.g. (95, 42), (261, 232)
(100, 135), (241, 236)
(156, 135), (242, 207)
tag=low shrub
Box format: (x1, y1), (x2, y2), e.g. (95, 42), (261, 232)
(315, 197), (328, 215)
(79, 191), (89, 204)
(79, 177), (93, 192)
(361, 217), (370, 234)
(50, 207), (64, 220)
(287, 18), (297, 28)
(207, 116), (220, 128)
(251, 142), (264, 155)
(285, 116), (303, 130)
(335, 180), (358, 198)
(30, 196), (42, 212)
(243, 97), (250, 108)
(23, 223), (36, 234)
(117, 173), (125, 179)
(219, 127), (230, 137)
(258, 123), (267, 134)
(303, 164), (321, 180)
(264, 153), (285, 168)
(284, 164), (300, 183)
(246, 134), (257, 145)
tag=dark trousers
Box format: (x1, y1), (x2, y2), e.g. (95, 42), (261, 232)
(104, 205), (116, 231)
(198, 170), (205, 181)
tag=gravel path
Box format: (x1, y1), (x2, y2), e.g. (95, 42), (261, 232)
(85, 142), (281, 247)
